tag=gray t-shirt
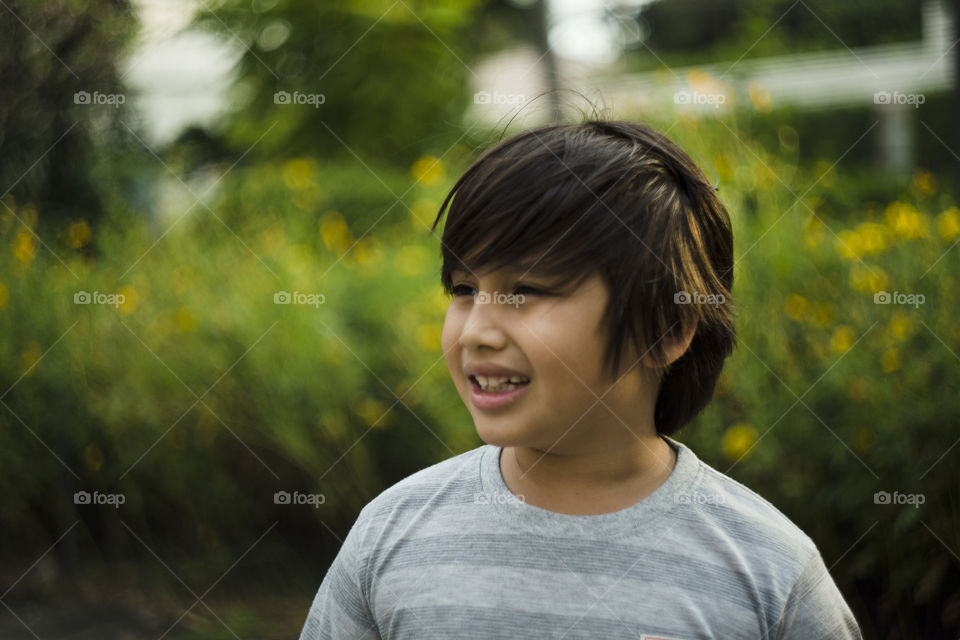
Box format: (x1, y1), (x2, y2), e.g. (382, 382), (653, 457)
(299, 436), (862, 639)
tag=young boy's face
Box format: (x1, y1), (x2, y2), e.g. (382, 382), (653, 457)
(441, 265), (661, 453)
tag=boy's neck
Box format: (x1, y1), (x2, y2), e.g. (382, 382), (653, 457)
(499, 434), (677, 516)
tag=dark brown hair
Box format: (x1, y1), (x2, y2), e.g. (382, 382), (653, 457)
(431, 120), (736, 436)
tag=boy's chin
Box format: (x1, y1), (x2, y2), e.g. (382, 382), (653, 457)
(473, 421), (550, 451)
(473, 422), (526, 449)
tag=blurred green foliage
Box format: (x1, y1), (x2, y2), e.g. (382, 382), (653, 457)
(192, 0), (484, 162)
(636, 0), (923, 66)
(0, 0), (139, 226)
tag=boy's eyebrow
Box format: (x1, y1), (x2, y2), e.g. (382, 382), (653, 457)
(450, 262), (554, 278)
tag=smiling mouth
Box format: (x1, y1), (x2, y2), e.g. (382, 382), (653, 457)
(469, 375), (531, 393)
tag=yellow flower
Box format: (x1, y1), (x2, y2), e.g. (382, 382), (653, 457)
(936, 206), (960, 241)
(117, 285), (139, 314)
(722, 423), (758, 461)
(848, 265), (887, 293)
(754, 164), (776, 191)
(354, 397), (391, 428)
(684, 69), (732, 106)
(836, 229), (863, 260)
(884, 201), (928, 240)
(355, 237), (383, 269)
(686, 68), (715, 87)
(319, 211), (353, 255)
(412, 155), (445, 186)
(881, 348), (900, 372)
(416, 323), (442, 351)
(293, 184), (323, 212)
(282, 158), (316, 190)
(855, 222), (887, 254)
(748, 83), (772, 113)
(829, 325), (855, 355)
(13, 229), (36, 265)
(784, 294), (808, 321)
(68, 220), (91, 248)
(888, 311), (915, 341)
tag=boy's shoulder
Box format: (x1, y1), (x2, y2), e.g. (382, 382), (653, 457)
(676, 438), (819, 562)
(356, 444), (487, 522)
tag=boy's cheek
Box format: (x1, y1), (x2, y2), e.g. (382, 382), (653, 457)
(439, 318), (460, 355)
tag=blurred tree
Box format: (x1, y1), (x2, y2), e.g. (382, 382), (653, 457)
(193, 0), (486, 164)
(0, 0), (139, 228)
(635, 0), (923, 66)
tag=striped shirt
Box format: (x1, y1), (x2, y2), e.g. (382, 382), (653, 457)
(299, 436), (862, 639)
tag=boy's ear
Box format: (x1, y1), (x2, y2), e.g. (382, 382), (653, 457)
(643, 319), (697, 370)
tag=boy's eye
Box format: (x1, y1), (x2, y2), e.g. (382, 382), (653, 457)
(449, 284), (547, 298)
(513, 285), (544, 296)
(451, 284), (476, 297)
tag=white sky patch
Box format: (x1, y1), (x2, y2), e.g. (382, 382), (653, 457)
(548, 0), (651, 64)
(124, 0), (241, 144)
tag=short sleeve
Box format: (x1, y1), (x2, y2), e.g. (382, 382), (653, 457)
(299, 512), (381, 640)
(775, 550), (862, 640)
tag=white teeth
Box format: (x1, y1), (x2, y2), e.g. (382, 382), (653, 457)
(473, 374), (530, 392)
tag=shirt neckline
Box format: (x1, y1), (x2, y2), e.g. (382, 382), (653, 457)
(479, 435), (701, 538)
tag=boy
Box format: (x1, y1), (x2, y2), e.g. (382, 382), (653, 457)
(299, 120), (862, 639)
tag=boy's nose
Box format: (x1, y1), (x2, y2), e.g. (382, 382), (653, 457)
(459, 300), (509, 351)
